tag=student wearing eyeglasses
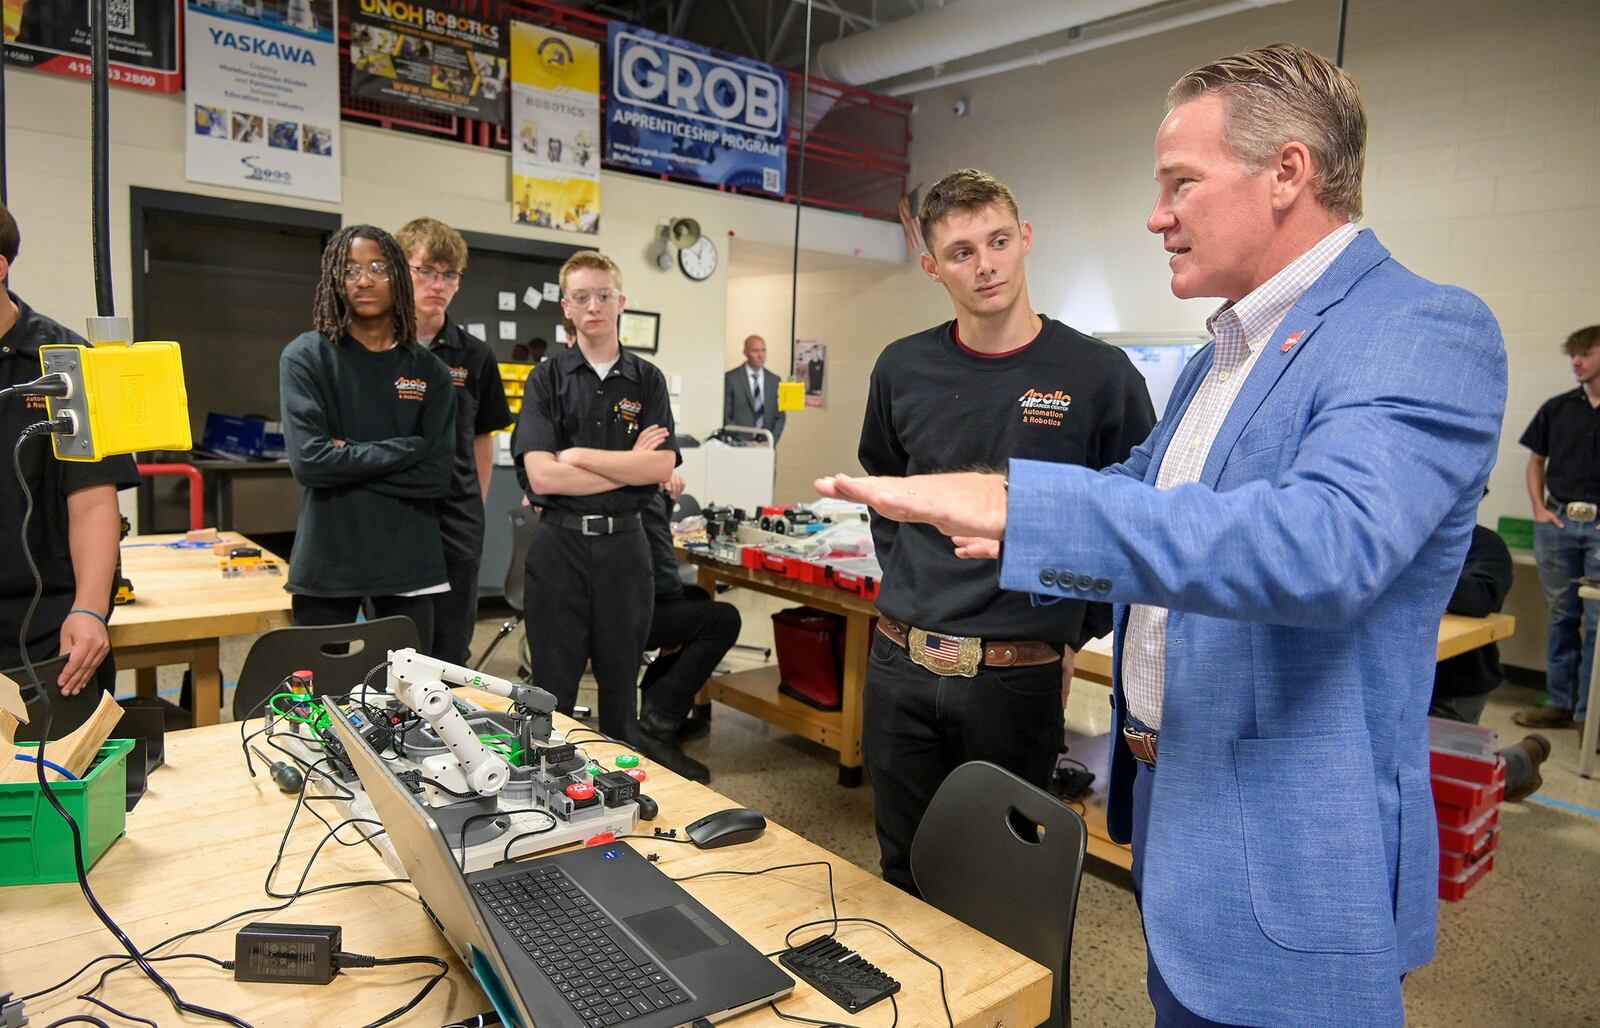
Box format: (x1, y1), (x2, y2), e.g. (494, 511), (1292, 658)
(279, 225), (456, 652)
(395, 218), (512, 666)
(511, 251), (688, 776)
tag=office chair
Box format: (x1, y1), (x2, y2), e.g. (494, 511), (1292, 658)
(475, 506), (537, 670)
(232, 615), (419, 721)
(910, 761), (1087, 1028)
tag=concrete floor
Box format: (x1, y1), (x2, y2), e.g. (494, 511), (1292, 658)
(127, 588), (1600, 1027)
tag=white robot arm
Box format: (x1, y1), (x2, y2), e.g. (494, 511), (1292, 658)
(385, 648), (557, 797)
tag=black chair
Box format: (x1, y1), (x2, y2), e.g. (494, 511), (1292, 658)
(475, 506), (537, 670)
(232, 615), (420, 721)
(910, 761), (1087, 1028)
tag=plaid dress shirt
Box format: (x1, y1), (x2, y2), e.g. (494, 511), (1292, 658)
(1123, 222), (1359, 730)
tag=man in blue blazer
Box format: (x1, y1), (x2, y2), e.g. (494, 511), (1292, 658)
(819, 44), (1506, 1026)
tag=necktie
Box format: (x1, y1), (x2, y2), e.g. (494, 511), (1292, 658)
(752, 373), (764, 421)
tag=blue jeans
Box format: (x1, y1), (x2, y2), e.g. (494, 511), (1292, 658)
(1534, 517), (1600, 720)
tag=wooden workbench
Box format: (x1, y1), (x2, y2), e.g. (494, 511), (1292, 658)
(110, 533), (293, 726)
(681, 550), (878, 786)
(3, 706), (1051, 1027)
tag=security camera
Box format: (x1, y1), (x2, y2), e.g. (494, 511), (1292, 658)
(952, 97), (970, 117)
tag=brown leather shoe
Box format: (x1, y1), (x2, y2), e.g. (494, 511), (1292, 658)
(1503, 734), (1551, 802)
(1513, 706), (1573, 729)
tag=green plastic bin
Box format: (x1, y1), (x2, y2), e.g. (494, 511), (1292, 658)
(0, 738), (133, 885)
(1497, 516), (1534, 551)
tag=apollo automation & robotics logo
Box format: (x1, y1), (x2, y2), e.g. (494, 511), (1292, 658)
(1018, 388), (1072, 427)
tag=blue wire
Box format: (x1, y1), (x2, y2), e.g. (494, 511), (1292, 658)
(13, 752), (79, 780)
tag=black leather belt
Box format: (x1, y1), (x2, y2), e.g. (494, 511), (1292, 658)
(542, 512), (642, 535)
(1123, 726), (1158, 766)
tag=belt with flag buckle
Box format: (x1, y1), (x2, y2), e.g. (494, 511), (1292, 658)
(907, 627), (983, 677)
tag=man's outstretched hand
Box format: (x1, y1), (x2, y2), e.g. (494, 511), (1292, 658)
(813, 472), (1008, 546)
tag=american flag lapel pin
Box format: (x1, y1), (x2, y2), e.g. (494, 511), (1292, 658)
(1281, 331), (1305, 353)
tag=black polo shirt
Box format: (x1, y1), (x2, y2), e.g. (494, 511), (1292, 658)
(427, 320), (513, 562)
(0, 291), (140, 610)
(511, 344), (678, 517)
(1521, 388), (1600, 505)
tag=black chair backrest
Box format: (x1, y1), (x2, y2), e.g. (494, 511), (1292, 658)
(232, 615), (419, 721)
(504, 507), (537, 614)
(671, 492), (702, 520)
(910, 761), (1087, 1028)
(3, 656), (98, 742)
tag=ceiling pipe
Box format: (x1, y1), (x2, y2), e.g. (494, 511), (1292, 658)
(815, 0), (1162, 86)
(880, 0), (1294, 97)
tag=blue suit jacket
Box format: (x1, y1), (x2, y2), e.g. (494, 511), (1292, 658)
(1000, 230), (1506, 1026)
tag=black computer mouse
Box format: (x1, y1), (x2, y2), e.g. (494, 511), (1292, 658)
(685, 807), (767, 849)
(635, 793), (659, 821)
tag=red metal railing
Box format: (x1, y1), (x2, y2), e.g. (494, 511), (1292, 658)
(137, 463), (206, 531)
(337, 0), (911, 222)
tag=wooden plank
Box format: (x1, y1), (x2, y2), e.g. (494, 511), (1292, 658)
(704, 666), (840, 749)
(0, 690), (122, 783)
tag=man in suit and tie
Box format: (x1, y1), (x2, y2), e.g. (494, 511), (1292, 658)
(817, 44), (1506, 1027)
(724, 335), (785, 443)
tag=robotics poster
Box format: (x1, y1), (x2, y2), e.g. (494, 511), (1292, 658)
(348, 0), (506, 122)
(184, 0), (341, 202)
(509, 22), (599, 234)
(605, 22), (786, 196)
(3, 0), (181, 92)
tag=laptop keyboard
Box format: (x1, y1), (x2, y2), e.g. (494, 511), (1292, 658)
(474, 867), (691, 1026)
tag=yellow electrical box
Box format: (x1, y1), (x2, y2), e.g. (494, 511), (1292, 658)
(777, 380), (805, 412)
(40, 341), (192, 462)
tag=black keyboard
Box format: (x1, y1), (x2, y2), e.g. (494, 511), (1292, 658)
(474, 867), (690, 1026)
(779, 935), (899, 1013)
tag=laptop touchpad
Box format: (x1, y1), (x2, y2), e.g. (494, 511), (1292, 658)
(625, 904), (728, 962)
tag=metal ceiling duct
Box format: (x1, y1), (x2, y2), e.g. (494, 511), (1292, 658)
(814, 0), (1164, 87)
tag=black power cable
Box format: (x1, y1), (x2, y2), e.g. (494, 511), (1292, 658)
(786, 0), (815, 382)
(89, 0), (113, 316)
(11, 426), (251, 1028)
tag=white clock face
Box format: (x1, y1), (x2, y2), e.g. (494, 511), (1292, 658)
(678, 236), (718, 281)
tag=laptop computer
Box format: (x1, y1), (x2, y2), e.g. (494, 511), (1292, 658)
(323, 702), (793, 1027)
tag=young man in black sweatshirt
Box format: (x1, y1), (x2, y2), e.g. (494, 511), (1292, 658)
(512, 252), (680, 766)
(280, 226), (456, 652)
(856, 169), (1157, 893)
(395, 218), (512, 666)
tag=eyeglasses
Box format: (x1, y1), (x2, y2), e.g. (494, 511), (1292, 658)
(565, 289), (617, 308)
(342, 261), (391, 282)
(410, 265), (463, 284)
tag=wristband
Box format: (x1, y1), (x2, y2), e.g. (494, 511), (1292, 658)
(66, 608), (108, 626)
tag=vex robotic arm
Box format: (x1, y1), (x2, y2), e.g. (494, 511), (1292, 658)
(386, 648), (557, 797)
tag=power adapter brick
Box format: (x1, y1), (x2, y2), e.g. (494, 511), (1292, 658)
(234, 922), (343, 985)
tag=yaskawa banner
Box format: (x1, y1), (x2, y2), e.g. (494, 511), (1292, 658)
(605, 23), (786, 195)
(184, 0), (341, 203)
(510, 22), (600, 233)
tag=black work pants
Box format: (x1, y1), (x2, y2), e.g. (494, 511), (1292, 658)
(863, 630), (1063, 894)
(523, 521), (652, 741)
(640, 587), (741, 721)
(291, 593), (436, 656)
(431, 556), (482, 667)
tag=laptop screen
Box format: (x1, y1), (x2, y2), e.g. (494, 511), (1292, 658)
(323, 701), (532, 1025)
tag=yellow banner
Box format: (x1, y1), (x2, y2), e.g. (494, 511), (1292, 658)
(510, 23), (600, 234)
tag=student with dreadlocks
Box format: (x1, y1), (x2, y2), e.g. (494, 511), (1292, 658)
(279, 225), (456, 652)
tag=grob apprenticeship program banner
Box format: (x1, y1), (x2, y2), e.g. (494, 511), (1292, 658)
(510, 23), (599, 234)
(184, 0), (340, 203)
(606, 23), (786, 195)
(349, 0), (506, 122)
(3, 0), (181, 92)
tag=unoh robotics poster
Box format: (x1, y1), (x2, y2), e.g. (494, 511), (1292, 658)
(605, 22), (786, 196)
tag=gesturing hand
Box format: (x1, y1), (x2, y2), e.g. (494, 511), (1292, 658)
(57, 612), (110, 696)
(814, 472), (1008, 542)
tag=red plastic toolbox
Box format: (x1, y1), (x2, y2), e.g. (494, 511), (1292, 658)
(1439, 849), (1495, 902)
(1438, 804), (1499, 853)
(772, 607), (846, 710)
(825, 557), (882, 601)
(1430, 748), (1502, 784)
(1431, 760), (1505, 813)
(1439, 826), (1500, 878)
